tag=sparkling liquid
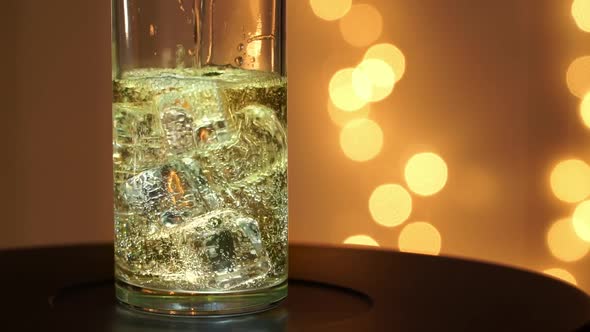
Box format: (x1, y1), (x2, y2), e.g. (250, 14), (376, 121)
(113, 67), (287, 292)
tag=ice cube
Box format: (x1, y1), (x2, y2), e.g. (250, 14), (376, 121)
(120, 158), (221, 230)
(190, 84), (225, 120)
(156, 83), (235, 155)
(160, 106), (195, 153)
(224, 163), (288, 278)
(113, 104), (166, 170)
(117, 209), (270, 290)
(160, 209), (270, 290)
(194, 117), (234, 148)
(194, 104), (287, 184)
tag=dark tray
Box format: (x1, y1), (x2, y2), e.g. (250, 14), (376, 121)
(1, 244), (589, 331)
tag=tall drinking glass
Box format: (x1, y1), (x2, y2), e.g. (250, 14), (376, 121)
(111, 0), (287, 315)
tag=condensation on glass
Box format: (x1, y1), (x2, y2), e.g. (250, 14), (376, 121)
(111, 0), (287, 315)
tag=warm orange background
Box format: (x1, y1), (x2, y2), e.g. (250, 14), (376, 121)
(5, 1), (590, 293)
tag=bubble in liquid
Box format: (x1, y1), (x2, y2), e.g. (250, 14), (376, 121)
(238, 43), (245, 51)
(235, 56), (244, 66)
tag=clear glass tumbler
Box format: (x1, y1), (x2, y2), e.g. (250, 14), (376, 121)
(111, 0), (287, 315)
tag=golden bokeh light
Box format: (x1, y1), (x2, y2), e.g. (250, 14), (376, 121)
(343, 235), (380, 247)
(573, 200), (590, 242)
(566, 56), (590, 98)
(543, 268), (577, 286)
(364, 43), (406, 82)
(572, 0), (590, 33)
(581, 93), (590, 129)
(546, 218), (590, 262)
(398, 222), (442, 256)
(327, 100), (370, 127)
(339, 119), (383, 162)
(309, 0), (352, 21)
(549, 159), (590, 203)
(329, 68), (371, 112)
(369, 184), (412, 227)
(339, 4), (383, 47)
(353, 59), (396, 102)
(404, 152), (449, 196)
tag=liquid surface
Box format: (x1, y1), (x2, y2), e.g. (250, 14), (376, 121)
(113, 67), (287, 292)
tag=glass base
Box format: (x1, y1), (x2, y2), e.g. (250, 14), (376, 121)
(115, 279), (288, 316)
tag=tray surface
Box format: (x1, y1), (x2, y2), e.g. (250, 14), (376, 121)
(1, 244), (589, 331)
